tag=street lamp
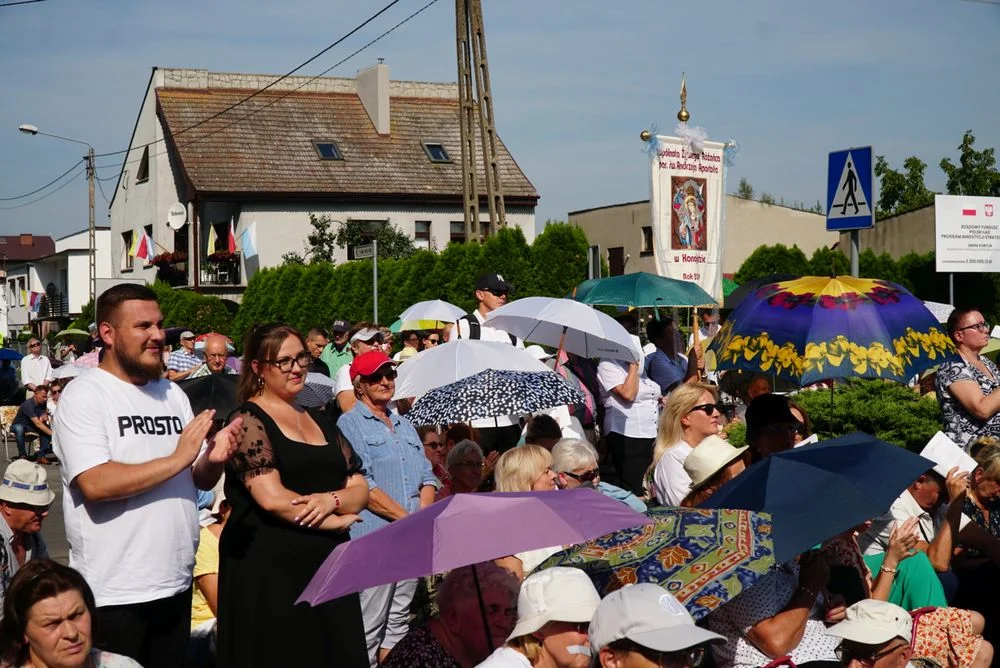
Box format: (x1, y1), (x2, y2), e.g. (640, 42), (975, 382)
(18, 124), (96, 303)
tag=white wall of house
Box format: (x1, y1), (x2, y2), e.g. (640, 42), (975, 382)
(108, 69), (186, 285)
(235, 203), (536, 274)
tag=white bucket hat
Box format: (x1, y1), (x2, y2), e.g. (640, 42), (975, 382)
(507, 567), (600, 640)
(0, 460), (55, 506)
(683, 435), (748, 489)
(826, 599), (912, 645)
(589, 583), (725, 653)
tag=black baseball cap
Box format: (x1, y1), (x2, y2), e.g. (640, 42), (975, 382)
(476, 273), (512, 293)
(745, 393), (797, 436)
(331, 320), (351, 333)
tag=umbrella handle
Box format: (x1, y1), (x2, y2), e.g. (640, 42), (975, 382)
(691, 311), (704, 381)
(471, 563), (495, 653)
(554, 325), (568, 373)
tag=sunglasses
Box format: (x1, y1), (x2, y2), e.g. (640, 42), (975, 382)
(487, 289), (509, 297)
(563, 468), (600, 483)
(424, 441), (444, 450)
(9, 502), (50, 514)
(835, 641), (908, 666)
(688, 403), (722, 416)
(361, 369), (397, 383)
(51, 390), (61, 395)
(358, 333), (385, 345)
(28, 343), (40, 348)
(425, 337), (440, 344)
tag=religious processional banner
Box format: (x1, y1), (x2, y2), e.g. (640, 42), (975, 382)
(649, 136), (726, 303)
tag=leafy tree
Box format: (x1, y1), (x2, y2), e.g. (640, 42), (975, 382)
(733, 244), (810, 284)
(150, 283), (231, 336)
(759, 192), (775, 205)
(736, 178), (754, 200)
(873, 155), (934, 220)
(531, 223), (590, 299)
(808, 247), (849, 277)
(859, 249), (905, 286)
(940, 131), (1000, 197)
(303, 213), (339, 263)
(69, 299), (95, 331)
(334, 218), (416, 260)
(281, 251), (306, 266)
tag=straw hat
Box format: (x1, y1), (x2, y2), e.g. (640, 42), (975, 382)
(683, 435), (748, 489)
(0, 460), (55, 506)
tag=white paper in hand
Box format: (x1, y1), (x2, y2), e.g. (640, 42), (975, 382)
(920, 431), (977, 478)
(793, 433), (820, 448)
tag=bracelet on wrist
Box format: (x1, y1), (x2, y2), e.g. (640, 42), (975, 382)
(880, 564), (897, 575)
(798, 586), (819, 600)
(330, 492), (341, 509)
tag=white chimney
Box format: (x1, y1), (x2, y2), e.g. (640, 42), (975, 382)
(357, 61), (390, 136)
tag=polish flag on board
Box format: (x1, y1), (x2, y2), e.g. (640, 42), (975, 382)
(962, 208), (977, 216)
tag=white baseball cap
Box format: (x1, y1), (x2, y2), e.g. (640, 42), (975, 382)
(589, 583), (725, 653)
(507, 567), (600, 640)
(683, 435), (749, 489)
(826, 599), (912, 645)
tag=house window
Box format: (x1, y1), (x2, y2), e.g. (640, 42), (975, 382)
(208, 222), (228, 253)
(450, 221), (466, 244)
(422, 142), (451, 163)
(346, 220), (384, 260)
(608, 247), (625, 276)
(144, 225), (154, 264)
(121, 231), (134, 271)
(17, 278), (25, 306)
(313, 141), (344, 161)
(135, 146), (149, 183)
(414, 221), (431, 250)
(174, 223), (189, 256)
(6, 280), (14, 307)
(480, 221), (490, 241)
(640, 226), (654, 256)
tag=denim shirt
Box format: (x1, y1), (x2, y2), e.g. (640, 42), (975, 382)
(338, 402), (437, 539)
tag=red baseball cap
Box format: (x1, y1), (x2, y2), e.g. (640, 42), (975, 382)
(349, 351), (395, 381)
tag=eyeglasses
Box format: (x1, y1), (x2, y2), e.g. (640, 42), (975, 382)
(425, 337), (440, 344)
(424, 441), (444, 450)
(51, 390), (61, 396)
(359, 333), (385, 345)
(205, 353), (227, 359)
(28, 343), (40, 348)
(406, 336), (419, 343)
(688, 403), (722, 416)
(361, 369), (397, 383)
(9, 502), (50, 515)
(265, 352), (312, 373)
(958, 321), (990, 333)
(487, 290), (509, 297)
(563, 468), (600, 483)
(626, 642), (707, 668)
(835, 641), (908, 666)
(454, 460), (484, 470)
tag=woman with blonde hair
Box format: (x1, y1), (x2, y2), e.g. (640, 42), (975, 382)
(649, 382), (720, 506)
(494, 445), (560, 579)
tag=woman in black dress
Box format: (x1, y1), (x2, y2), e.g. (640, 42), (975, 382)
(217, 324), (369, 667)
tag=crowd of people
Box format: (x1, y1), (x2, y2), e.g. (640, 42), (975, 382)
(0, 279), (999, 668)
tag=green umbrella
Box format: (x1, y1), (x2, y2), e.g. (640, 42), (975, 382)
(723, 277), (739, 298)
(55, 328), (90, 339)
(573, 272), (717, 308)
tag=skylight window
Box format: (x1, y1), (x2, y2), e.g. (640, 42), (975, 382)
(422, 142), (451, 163)
(314, 141), (344, 161)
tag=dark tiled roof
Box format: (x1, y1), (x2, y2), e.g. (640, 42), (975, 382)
(0, 235), (55, 261)
(156, 88), (538, 202)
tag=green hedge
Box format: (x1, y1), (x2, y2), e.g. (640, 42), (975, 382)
(231, 223), (592, 344)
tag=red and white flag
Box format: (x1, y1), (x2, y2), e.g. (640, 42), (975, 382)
(962, 207), (977, 217)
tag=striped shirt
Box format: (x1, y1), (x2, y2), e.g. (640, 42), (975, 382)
(166, 349), (202, 372)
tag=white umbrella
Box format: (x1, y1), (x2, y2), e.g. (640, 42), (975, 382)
(393, 339), (552, 400)
(483, 296), (643, 363)
(398, 299), (466, 323)
(52, 364), (84, 380)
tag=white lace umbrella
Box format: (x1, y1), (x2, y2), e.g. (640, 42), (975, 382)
(393, 339), (552, 400)
(484, 296), (643, 363)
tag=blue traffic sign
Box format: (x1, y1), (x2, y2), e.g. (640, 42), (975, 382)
(826, 146), (874, 231)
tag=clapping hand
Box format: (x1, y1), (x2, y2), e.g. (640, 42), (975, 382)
(886, 516), (920, 565)
(205, 416), (244, 464)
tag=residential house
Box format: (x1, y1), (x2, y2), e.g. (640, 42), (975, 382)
(3, 228), (112, 338)
(569, 197), (839, 276)
(107, 63), (539, 301)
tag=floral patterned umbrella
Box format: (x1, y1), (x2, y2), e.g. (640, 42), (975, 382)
(708, 276), (956, 386)
(538, 507), (775, 621)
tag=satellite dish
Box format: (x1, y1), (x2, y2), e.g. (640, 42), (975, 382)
(166, 203), (187, 230)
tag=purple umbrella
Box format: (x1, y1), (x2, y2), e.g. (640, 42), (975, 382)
(298, 488), (652, 605)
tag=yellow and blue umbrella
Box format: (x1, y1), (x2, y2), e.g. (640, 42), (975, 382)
(708, 276), (956, 386)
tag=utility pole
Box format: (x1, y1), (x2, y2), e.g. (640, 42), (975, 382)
(456, 0), (506, 241)
(86, 147), (96, 302)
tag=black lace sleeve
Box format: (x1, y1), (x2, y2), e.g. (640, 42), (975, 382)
(228, 409), (276, 482)
(337, 430), (365, 477)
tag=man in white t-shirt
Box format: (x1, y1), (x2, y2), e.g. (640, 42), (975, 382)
(19, 338), (53, 398)
(448, 273), (524, 454)
(52, 283), (242, 668)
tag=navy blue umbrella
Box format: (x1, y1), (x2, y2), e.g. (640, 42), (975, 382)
(0, 349), (23, 361)
(700, 432), (935, 563)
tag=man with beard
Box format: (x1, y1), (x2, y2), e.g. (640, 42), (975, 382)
(51, 283), (243, 668)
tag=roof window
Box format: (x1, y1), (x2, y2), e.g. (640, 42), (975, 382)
(314, 141), (344, 161)
(422, 142), (451, 163)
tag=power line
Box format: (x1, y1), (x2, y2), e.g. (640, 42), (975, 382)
(95, 176), (111, 204)
(93, 0), (408, 160)
(0, 169), (83, 210)
(0, 159), (84, 201)
(0, 0), (47, 7)
(97, 0), (442, 176)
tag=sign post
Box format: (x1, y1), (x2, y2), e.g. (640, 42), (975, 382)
(354, 242), (379, 322)
(826, 146), (875, 277)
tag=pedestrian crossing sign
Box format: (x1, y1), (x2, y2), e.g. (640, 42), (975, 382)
(827, 146), (874, 231)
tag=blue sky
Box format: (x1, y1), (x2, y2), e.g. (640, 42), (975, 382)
(1, 0), (998, 239)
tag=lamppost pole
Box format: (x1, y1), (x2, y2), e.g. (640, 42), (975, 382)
(18, 124), (96, 303)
